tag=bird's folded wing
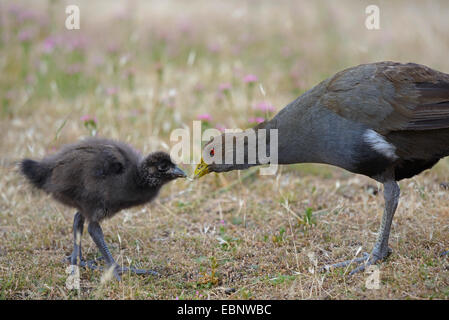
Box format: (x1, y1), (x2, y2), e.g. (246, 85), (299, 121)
(319, 62), (449, 133)
(57, 144), (125, 178)
(91, 145), (125, 178)
(406, 82), (449, 130)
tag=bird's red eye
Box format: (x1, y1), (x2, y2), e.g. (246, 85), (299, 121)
(210, 148), (215, 157)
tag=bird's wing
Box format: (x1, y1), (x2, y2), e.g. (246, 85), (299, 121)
(91, 145), (125, 178)
(55, 144), (126, 178)
(319, 62), (449, 134)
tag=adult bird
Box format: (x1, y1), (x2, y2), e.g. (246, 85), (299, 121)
(194, 61), (449, 274)
(20, 137), (186, 280)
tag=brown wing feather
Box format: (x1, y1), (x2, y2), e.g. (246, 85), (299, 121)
(320, 62), (449, 133)
(404, 82), (449, 130)
(382, 64), (449, 130)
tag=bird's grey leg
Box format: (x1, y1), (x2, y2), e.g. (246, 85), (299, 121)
(348, 179), (400, 274)
(66, 213), (103, 271)
(87, 221), (158, 281)
(323, 179), (400, 275)
(87, 221), (122, 280)
(69, 212), (84, 265)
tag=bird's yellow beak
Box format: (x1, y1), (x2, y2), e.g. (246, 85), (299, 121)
(194, 158), (210, 179)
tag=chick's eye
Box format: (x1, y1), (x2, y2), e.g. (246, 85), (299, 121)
(158, 164), (169, 172)
(210, 148), (215, 157)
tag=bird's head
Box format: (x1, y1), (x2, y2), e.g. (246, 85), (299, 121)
(194, 130), (259, 179)
(140, 151), (186, 186)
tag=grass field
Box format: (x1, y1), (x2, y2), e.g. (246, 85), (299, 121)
(0, 0), (448, 299)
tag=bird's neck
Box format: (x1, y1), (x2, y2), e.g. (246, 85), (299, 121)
(216, 121), (279, 171)
(254, 98), (328, 165)
(222, 90), (333, 170)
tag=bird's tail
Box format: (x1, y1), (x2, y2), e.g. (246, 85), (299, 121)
(20, 159), (51, 189)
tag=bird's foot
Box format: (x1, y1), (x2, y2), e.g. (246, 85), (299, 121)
(321, 247), (392, 275)
(65, 256), (158, 281)
(101, 264), (160, 281)
(114, 265), (159, 277)
(321, 252), (370, 272)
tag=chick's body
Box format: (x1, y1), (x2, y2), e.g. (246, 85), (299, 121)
(20, 137), (186, 280)
(41, 138), (158, 221)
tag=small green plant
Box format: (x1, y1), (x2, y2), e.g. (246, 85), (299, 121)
(272, 226), (286, 245)
(198, 256), (219, 288)
(297, 207), (317, 228)
(81, 115), (98, 136)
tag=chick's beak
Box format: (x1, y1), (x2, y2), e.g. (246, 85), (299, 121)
(171, 166), (187, 178)
(194, 158), (210, 179)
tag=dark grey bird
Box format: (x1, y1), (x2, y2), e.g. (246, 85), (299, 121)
(20, 137), (186, 280)
(194, 61), (449, 274)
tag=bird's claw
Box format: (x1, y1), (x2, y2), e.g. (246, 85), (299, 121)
(321, 248), (391, 275)
(106, 265), (159, 281)
(114, 265), (160, 277)
(65, 256), (159, 280)
(320, 252), (370, 273)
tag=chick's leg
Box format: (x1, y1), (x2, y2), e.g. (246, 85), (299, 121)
(69, 212), (84, 265)
(87, 221), (158, 281)
(66, 213), (103, 271)
(87, 221), (122, 280)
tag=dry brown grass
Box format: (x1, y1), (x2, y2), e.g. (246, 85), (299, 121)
(0, 0), (448, 299)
